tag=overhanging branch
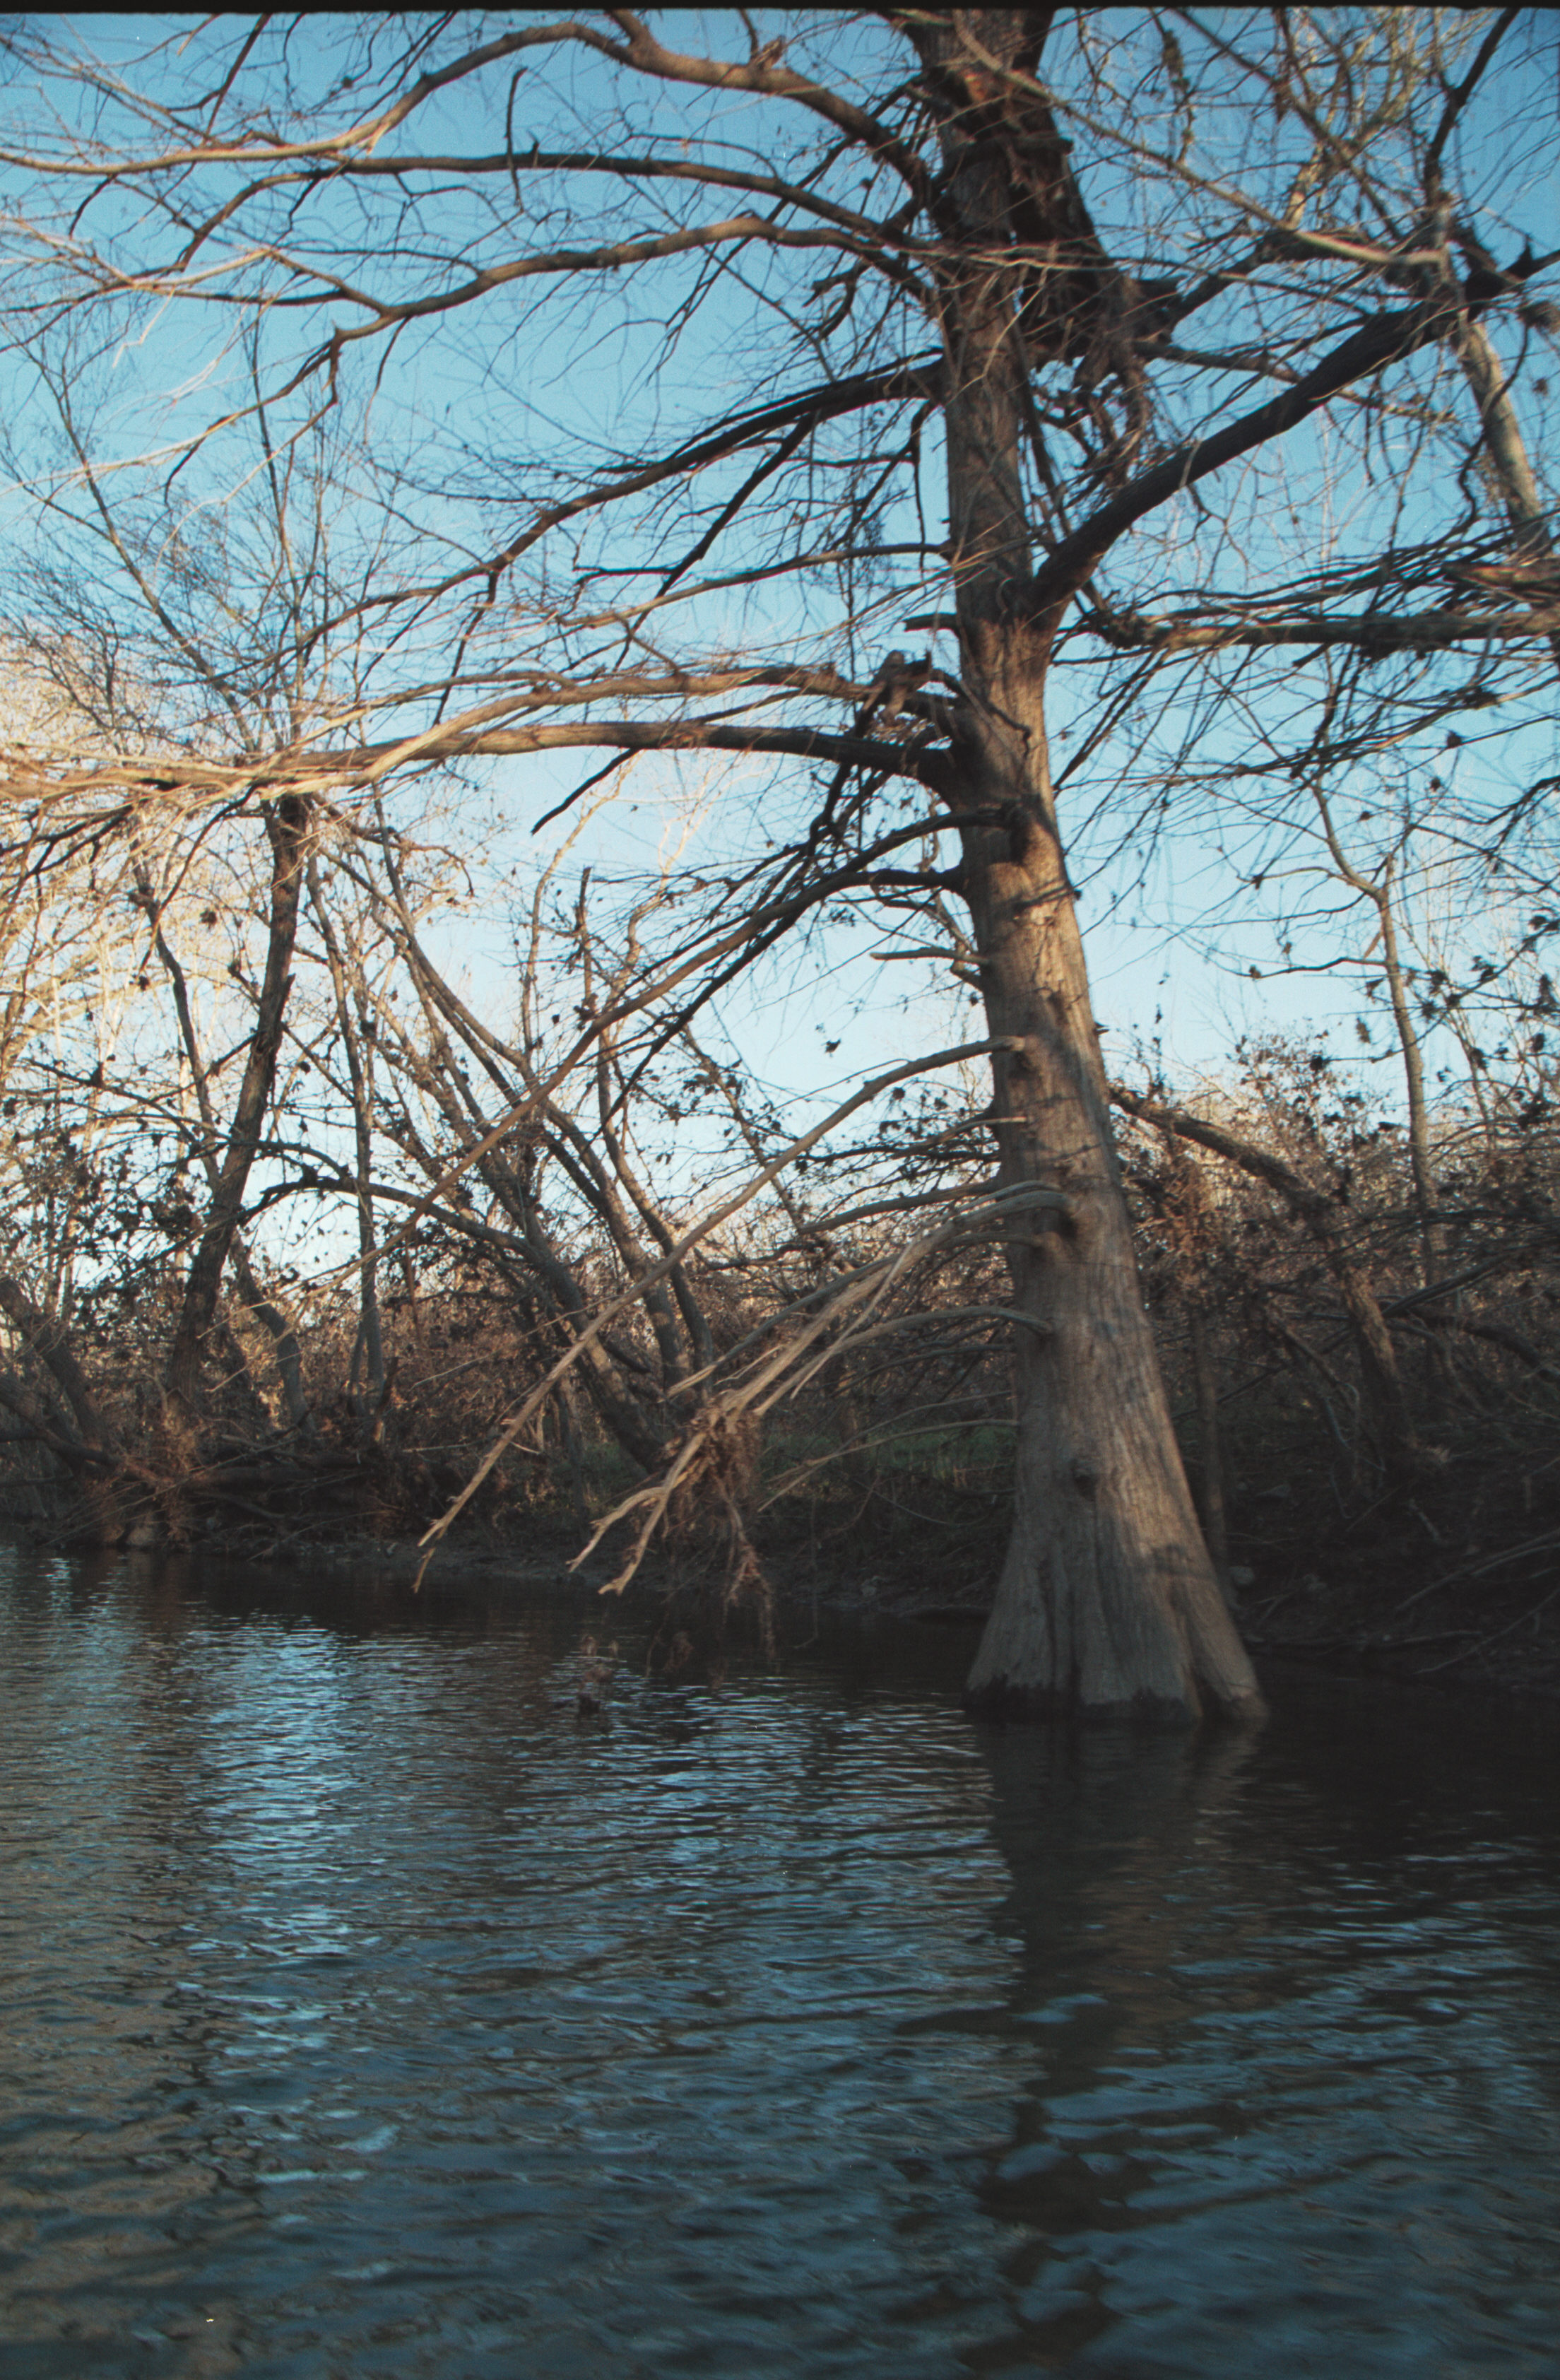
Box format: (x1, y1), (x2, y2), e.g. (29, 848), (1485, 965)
(1085, 601), (1560, 659)
(1029, 285), (1523, 627)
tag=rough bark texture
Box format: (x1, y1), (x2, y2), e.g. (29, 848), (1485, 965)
(955, 743), (1263, 1722)
(912, 11), (1264, 1725)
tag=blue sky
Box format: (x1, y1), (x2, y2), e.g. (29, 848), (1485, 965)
(4, 8), (1558, 1259)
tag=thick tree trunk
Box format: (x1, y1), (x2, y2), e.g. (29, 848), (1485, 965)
(953, 721), (1263, 1722)
(916, 11), (1263, 1724)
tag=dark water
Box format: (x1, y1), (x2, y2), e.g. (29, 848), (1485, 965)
(2, 1544), (1559, 2378)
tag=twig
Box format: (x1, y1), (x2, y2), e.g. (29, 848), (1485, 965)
(1416, 1585), (1560, 1675)
(1388, 1525), (1560, 1618)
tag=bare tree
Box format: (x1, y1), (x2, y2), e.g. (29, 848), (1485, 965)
(0, 10), (1556, 1712)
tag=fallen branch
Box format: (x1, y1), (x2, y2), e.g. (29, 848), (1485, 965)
(412, 1036), (1025, 1582)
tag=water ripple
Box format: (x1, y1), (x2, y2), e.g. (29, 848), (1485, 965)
(1, 1545), (1558, 2375)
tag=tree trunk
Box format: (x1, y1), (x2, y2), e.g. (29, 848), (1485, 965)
(146, 888), (314, 1432)
(1374, 875), (1443, 1287)
(916, 11), (1263, 1724)
(0, 1274), (118, 1454)
(1452, 314), (1560, 676)
(163, 794), (309, 1426)
(1306, 798), (1443, 1290)
(954, 737), (1262, 1722)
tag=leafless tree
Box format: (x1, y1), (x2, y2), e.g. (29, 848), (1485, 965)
(0, 10), (1556, 1712)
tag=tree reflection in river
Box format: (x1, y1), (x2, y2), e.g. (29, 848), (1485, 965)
(2, 1543), (1558, 2376)
(968, 1704), (1560, 2371)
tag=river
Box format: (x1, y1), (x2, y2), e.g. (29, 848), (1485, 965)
(2, 1538), (1558, 2376)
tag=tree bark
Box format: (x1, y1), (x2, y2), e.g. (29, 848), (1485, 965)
(1451, 314), (1560, 676)
(913, 11), (1263, 1724)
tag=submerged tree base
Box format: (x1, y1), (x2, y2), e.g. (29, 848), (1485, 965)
(965, 1649), (1269, 1731)
(964, 1676), (1211, 1729)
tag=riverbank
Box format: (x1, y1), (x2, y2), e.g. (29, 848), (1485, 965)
(11, 1367), (1556, 1709)
(95, 1479), (1560, 1712)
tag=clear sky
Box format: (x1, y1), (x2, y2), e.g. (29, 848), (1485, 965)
(2, 7), (1556, 1267)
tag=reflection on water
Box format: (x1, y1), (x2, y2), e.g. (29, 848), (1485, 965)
(2, 1543), (1558, 2376)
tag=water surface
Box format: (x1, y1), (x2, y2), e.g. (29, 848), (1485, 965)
(2, 1542), (1558, 2375)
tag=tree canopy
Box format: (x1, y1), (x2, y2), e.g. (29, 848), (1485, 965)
(0, 10), (1554, 1719)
